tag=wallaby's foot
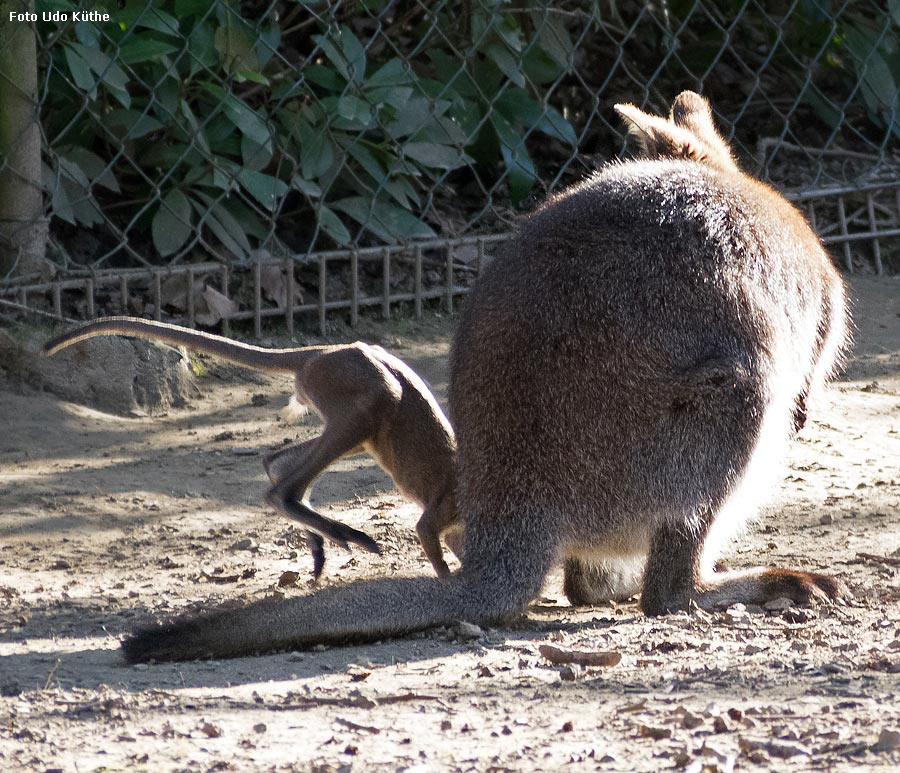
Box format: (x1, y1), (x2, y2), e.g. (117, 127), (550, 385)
(745, 567), (850, 605)
(640, 567), (850, 616)
(563, 557), (643, 606)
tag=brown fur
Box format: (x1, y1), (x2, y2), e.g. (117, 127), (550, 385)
(116, 92), (850, 663)
(44, 318), (459, 578)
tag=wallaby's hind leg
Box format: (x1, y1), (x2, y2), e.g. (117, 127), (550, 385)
(563, 557), (643, 606)
(640, 516), (849, 615)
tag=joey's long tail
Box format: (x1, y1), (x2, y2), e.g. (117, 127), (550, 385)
(43, 316), (325, 373)
(123, 572), (511, 663)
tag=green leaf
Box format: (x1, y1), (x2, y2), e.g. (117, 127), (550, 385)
(495, 91), (577, 145)
(62, 147), (120, 192)
(106, 109), (165, 140)
(303, 64), (345, 91)
(235, 70), (270, 86)
(490, 112), (536, 203)
(484, 42), (525, 88)
(333, 196), (436, 242)
(205, 84), (270, 144)
(291, 176), (322, 198)
(535, 12), (573, 68)
(179, 100), (210, 154)
(341, 141), (387, 186)
(365, 58), (410, 88)
(64, 178), (104, 227)
(70, 42), (131, 106)
(152, 189), (193, 256)
(317, 205), (351, 245)
(63, 46), (95, 93)
(381, 177), (420, 209)
(236, 169), (288, 212)
(241, 133), (273, 171)
(366, 86), (413, 109)
(297, 123), (334, 179)
(336, 95), (373, 125)
(192, 192), (252, 258)
(256, 22), (280, 69)
(188, 21), (218, 76)
(402, 141), (466, 170)
(118, 38), (180, 64)
(44, 162), (75, 225)
(57, 156), (90, 188)
(214, 21), (259, 74)
(118, 5), (179, 35)
(312, 25), (366, 84)
(386, 96), (439, 139)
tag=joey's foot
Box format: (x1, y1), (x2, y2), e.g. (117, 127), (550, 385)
(327, 521), (381, 555)
(756, 568), (850, 605)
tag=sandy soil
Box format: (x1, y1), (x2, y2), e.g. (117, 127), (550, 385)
(1, 277), (899, 772)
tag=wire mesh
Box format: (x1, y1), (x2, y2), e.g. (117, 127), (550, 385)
(0, 0), (898, 319)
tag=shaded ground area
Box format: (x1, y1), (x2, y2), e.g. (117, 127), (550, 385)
(1, 279), (899, 772)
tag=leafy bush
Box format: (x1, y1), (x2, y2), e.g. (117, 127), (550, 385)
(37, 0), (578, 266)
(33, 0), (898, 269)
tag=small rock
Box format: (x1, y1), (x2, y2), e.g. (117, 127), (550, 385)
(559, 666), (576, 682)
(287, 652), (304, 662)
(764, 597), (794, 611)
(453, 621), (483, 640)
(782, 608), (815, 624)
(873, 729), (900, 753)
(253, 723), (267, 734)
(229, 538), (256, 552)
(133, 663), (149, 671)
(682, 711), (704, 729)
(639, 725), (672, 740)
(819, 513), (834, 525)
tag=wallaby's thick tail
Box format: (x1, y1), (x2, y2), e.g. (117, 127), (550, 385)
(123, 573), (507, 663)
(43, 316), (323, 373)
(123, 523), (556, 662)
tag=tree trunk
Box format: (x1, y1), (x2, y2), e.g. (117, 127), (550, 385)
(0, 0), (47, 279)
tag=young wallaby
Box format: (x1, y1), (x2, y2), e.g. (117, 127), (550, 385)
(43, 318), (460, 578)
(120, 91), (850, 663)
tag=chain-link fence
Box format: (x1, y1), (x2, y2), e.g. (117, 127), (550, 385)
(0, 1), (898, 330)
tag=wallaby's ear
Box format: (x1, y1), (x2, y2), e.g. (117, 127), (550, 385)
(669, 91), (737, 172)
(614, 103), (702, 163)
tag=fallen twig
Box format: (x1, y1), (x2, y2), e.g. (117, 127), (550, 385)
(538, 644), (621, 667)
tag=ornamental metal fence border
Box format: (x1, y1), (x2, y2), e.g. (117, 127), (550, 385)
(1, 181), (897, 337)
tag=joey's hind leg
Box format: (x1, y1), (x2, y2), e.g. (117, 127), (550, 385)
(640, 516), (849, 615)
(563, 557), (644, 606)
(263, 440), (328, 578)
(416, 495), (457, 578)
(265, 419), (388, 557)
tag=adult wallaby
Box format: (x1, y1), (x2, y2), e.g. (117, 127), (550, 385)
(120, 91), (849, 663)
(44, 318), (460, 578)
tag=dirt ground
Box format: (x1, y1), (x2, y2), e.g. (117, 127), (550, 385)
(1, 277), (899, 772)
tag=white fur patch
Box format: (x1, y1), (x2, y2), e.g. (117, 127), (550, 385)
(281, 394), (310, 422)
